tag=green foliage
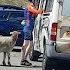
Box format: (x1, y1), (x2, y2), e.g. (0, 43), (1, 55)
(0, 0), (28, 7)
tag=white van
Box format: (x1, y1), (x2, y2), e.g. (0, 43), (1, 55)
(29, 0), (70, 69)
(38, 0), (70, 70)
(30, 0), (60, 61)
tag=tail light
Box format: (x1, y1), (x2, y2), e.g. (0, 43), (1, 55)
(50, 23), (58, 41)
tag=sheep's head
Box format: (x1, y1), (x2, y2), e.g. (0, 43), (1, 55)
(10, 31), (21, 41)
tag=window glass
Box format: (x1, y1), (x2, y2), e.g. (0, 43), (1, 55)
(9, 11), (24, 20)
(45, 0), (54, 12)
(0, 11), (8, 20)
(0, 7), (3, 10)
(34, 0), (40, 9)
(39, 0), (44, 10)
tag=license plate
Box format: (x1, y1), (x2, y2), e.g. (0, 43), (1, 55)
(66, 31), (70, 37)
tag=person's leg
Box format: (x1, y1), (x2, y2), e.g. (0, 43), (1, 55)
(22, 32), (33, 66)
(21, 31), (33, 66)
(24, 40), (33, 59)
(21, 40), (29, 61)
(21, 40), (33, 66)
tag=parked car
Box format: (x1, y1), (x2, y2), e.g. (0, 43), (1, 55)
(0, 5), (25, 46)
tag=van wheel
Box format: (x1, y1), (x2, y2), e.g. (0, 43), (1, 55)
(29, 50), (41, 61)
(42, 37), (47, 70)
(42, 37), (54, 70)
(42, 48), (53, 70)
(42, 51), (47, 70)
(42, 53), (53, 70)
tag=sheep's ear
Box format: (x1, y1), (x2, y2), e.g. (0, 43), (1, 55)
(18, 32), (21, 34)
(10, 31), (21, 35)
(10, 32), (13, 34)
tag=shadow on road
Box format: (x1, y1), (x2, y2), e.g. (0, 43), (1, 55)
(0, 64), (42, 68)
(31, 59), (43, 62)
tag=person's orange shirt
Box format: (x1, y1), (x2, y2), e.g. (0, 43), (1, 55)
(27, 3), (42, 16)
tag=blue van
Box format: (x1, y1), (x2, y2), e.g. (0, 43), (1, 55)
(0, 5), (25, 46)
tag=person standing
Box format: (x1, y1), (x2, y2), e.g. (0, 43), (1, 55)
(20, 0), (42, 66)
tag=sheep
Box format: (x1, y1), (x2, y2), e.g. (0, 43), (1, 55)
(0, 31), (20, 66)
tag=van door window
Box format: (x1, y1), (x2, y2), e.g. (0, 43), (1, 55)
(34, 0), (40, 9)
(44, 0), (54, 12)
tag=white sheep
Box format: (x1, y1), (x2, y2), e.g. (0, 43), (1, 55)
(0, 31), (20, 66)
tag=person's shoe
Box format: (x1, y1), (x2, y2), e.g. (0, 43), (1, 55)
(20, 60), (32, 66)
(20, 60), (25, 65)
(24, 60), (32, 66)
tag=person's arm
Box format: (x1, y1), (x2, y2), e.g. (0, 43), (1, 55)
(27, 3), (42, 15)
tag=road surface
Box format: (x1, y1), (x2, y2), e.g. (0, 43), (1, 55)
(0, 52), (42, 70)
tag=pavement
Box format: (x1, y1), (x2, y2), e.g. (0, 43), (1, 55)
(0, 51), (42, 70)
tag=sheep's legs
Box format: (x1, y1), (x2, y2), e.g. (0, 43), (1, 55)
(7, 53), (11, 66)
(2, 52), (6, 66)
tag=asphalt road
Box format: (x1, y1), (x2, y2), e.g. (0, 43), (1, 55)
(0, 52), (42, 70)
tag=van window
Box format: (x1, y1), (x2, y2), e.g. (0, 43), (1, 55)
(34, 0), (40, 8)
(45, 0), (54, 12)
(38, 0), (44, 10)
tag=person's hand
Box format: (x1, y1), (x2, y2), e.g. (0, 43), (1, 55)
(38, 9), (43, 14)
(43, 10), (47, 13)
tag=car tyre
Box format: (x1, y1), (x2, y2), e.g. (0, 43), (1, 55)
(42, 37), (53, 70)
(42, 54), (53, 70)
